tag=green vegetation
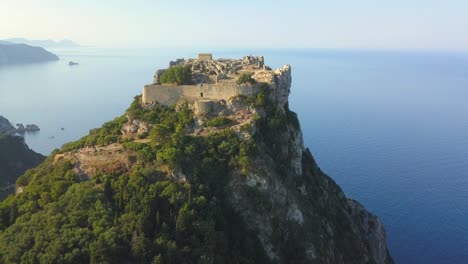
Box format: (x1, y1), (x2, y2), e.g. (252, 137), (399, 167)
(0, 135), (44, 199)
(0, 96), (266, 264)
(61, 115), (127, 152)
(160, 66), (192, 85)
(0, 61), (387, 264)
(244, 90), (266, 107)
(236, 72), (257, 85)
(248, 90), (300, 177)
(205, 116), (232, 127)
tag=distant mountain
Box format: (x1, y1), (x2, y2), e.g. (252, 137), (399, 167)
(4, 38), (79, 47)
(0, 43), (59, 65)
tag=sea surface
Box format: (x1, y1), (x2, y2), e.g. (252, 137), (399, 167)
(1, 47), (468, 263)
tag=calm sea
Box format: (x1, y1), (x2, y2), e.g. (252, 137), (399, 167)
(1, 47), (468, 263)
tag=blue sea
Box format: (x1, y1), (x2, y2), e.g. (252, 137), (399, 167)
(1, 47), (468, 263)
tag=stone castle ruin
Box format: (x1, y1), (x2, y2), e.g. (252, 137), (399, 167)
(197, 53), (213, 61)
(142, 54), (292, 114)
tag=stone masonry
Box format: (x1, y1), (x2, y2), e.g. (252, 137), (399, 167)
(142, 54), (292, 111)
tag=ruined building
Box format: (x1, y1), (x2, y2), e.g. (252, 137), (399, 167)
(142, 54), (292, 114)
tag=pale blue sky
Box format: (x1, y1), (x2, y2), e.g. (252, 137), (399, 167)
(1, 0), (467, 50)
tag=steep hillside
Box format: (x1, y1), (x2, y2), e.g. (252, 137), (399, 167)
(0, 116), (45, 199)
(0, 58), (392, 263)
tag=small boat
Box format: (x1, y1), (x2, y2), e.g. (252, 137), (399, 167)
(68, 61), (79, 66)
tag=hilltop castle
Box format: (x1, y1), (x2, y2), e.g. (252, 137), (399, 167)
(142, 54), (292, 113)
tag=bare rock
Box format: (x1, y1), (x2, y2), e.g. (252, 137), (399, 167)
(348, 199), (394, 264)
(153, 69), (166, 84)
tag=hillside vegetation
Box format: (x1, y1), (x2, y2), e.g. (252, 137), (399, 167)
(0, 118), (44, 199)
(0, 97), (268, 263)
(0, 66), (393, 263)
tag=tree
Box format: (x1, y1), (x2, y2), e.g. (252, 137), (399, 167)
(160, 66), (192, 85)
(149, 124), (171, 143)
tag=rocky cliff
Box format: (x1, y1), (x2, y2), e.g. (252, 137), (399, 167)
(213, 62), (393, 263)
(0, 57), (392, 263)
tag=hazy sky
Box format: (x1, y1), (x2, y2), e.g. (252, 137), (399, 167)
(1, 0), (467, 50)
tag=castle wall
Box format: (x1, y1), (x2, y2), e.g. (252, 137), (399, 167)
(198, 53), (212, 61)
(141, 64), (292, 107)
(142, 83), (261, 106)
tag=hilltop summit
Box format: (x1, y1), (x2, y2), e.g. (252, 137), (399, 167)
(0, 55), (392, 264)
(143, 54), (291, 111)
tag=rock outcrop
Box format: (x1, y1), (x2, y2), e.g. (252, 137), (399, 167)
(153, 69), (166, 85)
(121, 116), (152, 138)
(227, 126), (393, 263)
(349, 199), (394, 264)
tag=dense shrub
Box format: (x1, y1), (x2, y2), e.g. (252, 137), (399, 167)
(160, 66), (192, 85)
(60, 115), (127, 152)
(206, 116), (231, 127)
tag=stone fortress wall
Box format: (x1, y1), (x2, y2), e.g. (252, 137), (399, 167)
(142, 82), (261, 106)
(142, 54), (292, 109)
(197, 53), (213, 61)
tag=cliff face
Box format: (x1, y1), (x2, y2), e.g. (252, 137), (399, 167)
(0, 57), (392, 263)
(227, 114), (393, 263)
(216, 65), (393, 263)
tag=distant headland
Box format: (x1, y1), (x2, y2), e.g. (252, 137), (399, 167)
(3, 38), (79, 48)
(0, 41), (58, 65)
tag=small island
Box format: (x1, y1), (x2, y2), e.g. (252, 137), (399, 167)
(15, 123), (40, 133)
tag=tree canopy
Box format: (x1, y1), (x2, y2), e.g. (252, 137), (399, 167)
(160, 66), (192, 85)
(0, 96), (269, 264)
